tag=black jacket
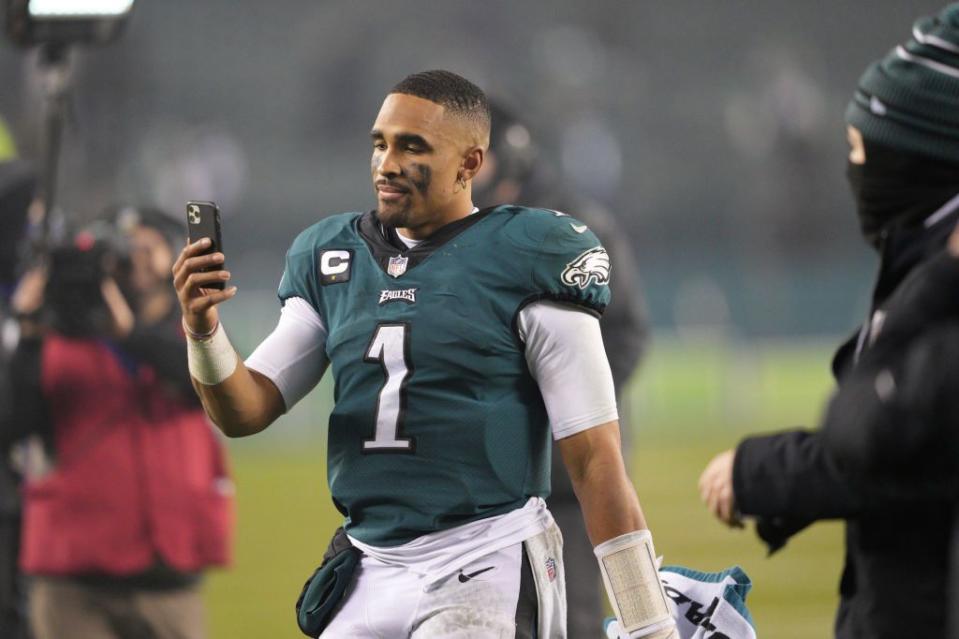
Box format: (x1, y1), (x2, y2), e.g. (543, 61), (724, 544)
(821, 247), (959, 637)
(732, 213), (959, 639)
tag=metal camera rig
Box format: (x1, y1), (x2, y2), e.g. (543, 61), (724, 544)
(4, 0), (136, 250)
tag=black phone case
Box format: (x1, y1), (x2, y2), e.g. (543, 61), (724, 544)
(186, 201), (225, 290)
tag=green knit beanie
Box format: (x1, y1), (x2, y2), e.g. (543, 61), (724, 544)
(846, 3), (959, 164)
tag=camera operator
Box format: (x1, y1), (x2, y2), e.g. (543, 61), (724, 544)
(3, 208), (234, 639)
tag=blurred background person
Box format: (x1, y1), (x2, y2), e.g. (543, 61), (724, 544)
(699, 4), (959, 637)
(0, 117), (34, 639)
(2, 208), (234, 639)
(473, 99), (650, 638)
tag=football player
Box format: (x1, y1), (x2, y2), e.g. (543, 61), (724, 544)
(174, 70), (675, 638)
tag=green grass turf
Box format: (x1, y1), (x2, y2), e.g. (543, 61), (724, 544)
(204, 337), (846, 638)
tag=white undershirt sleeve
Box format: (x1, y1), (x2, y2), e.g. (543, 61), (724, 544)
(245, 296), (330, 411)
(518, 300), (619, 440)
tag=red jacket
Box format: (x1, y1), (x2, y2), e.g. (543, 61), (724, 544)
(20, 333), (234, 576)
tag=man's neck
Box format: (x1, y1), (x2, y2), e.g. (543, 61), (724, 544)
(397, 200), (477, 241)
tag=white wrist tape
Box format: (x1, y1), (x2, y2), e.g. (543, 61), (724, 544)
(187, 323), (239, 385)
(595, 530), (674, 638)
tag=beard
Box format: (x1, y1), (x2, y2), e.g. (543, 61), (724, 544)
(376, 200), (414, 229)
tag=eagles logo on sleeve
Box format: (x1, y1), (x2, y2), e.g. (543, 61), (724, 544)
(561, 247), (611, 289)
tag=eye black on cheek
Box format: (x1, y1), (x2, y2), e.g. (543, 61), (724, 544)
(409, 163), (432, 196)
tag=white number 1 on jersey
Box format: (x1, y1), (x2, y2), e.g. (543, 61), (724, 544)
(363, 323), (415, 452)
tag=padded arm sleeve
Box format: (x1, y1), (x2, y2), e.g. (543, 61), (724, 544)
(245, 297), (329, 411)
(518, 300), (619, 440)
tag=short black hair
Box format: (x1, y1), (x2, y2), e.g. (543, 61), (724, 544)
(390, 70), (491, 143)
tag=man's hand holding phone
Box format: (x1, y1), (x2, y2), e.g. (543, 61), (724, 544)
(175, 200), (236, 335)
(172, 238), (235, 335)
(174, 201), (282, 436)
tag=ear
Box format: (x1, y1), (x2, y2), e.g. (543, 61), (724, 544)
(460, 147), (485, 182)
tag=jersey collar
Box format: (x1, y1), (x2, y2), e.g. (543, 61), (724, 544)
(357, 207), (496, 278)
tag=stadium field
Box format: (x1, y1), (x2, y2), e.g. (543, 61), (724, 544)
(205, 336), (844, 639)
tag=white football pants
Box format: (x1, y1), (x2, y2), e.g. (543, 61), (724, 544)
(319, 538), (555, 638)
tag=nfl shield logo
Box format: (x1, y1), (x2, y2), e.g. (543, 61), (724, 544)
(545, 557), (557, 582)
(387, 255), (408, 278)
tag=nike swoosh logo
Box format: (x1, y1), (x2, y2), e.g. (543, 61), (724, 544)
(458, 566), (495, 583)
(570, 223), (588, 234)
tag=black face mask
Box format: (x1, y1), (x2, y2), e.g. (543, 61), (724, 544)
(846, 140), (959, 249)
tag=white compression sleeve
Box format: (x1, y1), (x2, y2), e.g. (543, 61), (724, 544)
(245, 296), (330, 410)
(517, 300), (619, 439)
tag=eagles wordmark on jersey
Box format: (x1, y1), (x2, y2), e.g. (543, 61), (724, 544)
(279, 204), (611, 546)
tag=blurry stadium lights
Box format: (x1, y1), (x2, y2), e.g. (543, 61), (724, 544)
(29, 0), (134, 16)
(5, 0), (136, 47)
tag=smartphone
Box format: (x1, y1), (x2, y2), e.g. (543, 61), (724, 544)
(186, 200), (225, 290)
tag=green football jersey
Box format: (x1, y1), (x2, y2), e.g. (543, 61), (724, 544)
(278, 205), (611, 546)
